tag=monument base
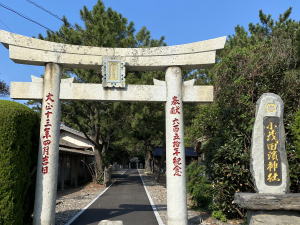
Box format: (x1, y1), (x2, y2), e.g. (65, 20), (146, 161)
(234, 193), (300, 225)
(247, 210), (300, 225)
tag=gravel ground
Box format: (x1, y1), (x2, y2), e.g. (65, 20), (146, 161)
(138, 170), (243, 225)
(55, 182), (106, 225)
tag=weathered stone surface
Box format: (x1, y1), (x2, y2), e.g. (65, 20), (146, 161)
(165, 67), (187, 225)
(9, 45), (216, 70)
(0, 30), (225, 56)
(251, 93), (289, 193)
(247, 210), (300, 225)
(33, 63), (62, 225)
(104, 166), (112, 187)
(10, 82), (214, 103)
(0, 30), (226, 70)
(234, 193), (300, 210)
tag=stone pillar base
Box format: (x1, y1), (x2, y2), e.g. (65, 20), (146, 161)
(104, 166), (112, 187)
(98, 220), (123, 225)
(247, 210), (300, 225)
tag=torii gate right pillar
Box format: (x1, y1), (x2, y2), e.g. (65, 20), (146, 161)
(165, 67), (187, 225)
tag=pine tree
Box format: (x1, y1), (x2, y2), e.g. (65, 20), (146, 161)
(0, 80), (9, 96)
(38, 0), (165, 179)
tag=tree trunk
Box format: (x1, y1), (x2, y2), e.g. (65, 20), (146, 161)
(145, 149), (152, 173)
(94, 147), (104, 182)
(155, 152), (165, 183)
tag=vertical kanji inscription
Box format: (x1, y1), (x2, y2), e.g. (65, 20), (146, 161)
(264, 116), (282, 185)
(41, 92), (54, 174)
(170, 96), (182, 176)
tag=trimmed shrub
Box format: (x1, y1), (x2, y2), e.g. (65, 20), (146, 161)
(0, 100), (39, 225)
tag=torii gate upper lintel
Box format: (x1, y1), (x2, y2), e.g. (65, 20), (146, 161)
(0, 29), (226, 70)
(0, 29), (226, 225)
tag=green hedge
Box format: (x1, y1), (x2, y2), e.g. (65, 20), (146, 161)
(0, 100), (39, 225)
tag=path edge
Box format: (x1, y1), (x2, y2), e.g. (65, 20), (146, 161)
(64, 169), (128, 225)
(138, 169), (165, 225)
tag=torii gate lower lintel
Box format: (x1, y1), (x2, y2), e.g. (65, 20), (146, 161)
(10, 77), (214, 103)
(0, 30), (226, 225)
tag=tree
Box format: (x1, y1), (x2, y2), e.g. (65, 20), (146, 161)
(38, 0), (165, 179)
(186, 8), (300, 218)
(0, 80), (9, 96)
(292, 110), (300, 157)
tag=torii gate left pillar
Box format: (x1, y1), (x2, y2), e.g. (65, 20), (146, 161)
(0, 30), (226, 225)
(33, 63), (62, 225)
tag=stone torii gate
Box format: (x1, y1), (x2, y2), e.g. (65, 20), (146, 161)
(0, 30), (226, 225)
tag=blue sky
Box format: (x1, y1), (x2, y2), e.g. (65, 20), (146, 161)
(0, 0), (299, 100)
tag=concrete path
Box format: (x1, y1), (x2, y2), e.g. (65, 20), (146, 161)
(70, 169), (159, 225)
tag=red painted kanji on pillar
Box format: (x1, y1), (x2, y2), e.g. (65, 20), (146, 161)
(170, 96), (182, 176)
(41, 92), (54, 174)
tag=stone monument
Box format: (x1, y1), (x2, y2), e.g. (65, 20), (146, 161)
(251, 93), (289, 193)
(234, 93), (300, 225)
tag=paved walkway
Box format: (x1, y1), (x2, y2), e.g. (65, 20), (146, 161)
(70, 169), (159, 225)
